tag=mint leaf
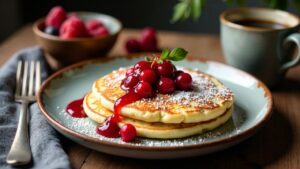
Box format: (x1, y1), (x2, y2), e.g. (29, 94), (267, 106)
(161, 48), (170, 60)
(169, 48), (188, 61)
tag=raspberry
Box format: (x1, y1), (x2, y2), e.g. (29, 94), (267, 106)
(85, 19), (104, 31)
(140, 27), (158, 52)
(134, 81), (154, 98)
(140, 35), (158, 52)
(120, 124), (136, 142)
(125, 38), (141, 53)
(89, 27), (109, 37)
(141, 27), (156, 40)
(67, 12), (79, 19)
(157, 78), (175, 94)
(59, 17), (89, 39)
(45, 6), (66, 29)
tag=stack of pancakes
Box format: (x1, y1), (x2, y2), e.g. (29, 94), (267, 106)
(83, 67), (234, 139)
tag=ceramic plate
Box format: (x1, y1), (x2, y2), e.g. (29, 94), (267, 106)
(37, 57), (273, 159)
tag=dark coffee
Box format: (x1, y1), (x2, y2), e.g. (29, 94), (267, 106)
(234, 19), (288, 29)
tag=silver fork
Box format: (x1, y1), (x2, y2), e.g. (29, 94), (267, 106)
(6, 60), (41, 166)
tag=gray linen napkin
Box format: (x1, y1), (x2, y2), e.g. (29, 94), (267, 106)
(0, 46), (71, 169)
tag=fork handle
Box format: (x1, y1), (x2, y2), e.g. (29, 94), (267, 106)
(6, 101), (32, 165)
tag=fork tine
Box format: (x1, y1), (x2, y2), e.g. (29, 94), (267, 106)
(35, 61), (41, 95)
(21, 61), (28, 96)
(28, 61), (35, 96)
(16, 61), (22, 96)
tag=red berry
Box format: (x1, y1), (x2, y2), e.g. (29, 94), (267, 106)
(67, 12), (79, 19)
(125, 67), (135, 76)
(120, 124), (137, 142)
(141, 27), (156, 40)
(134, 81), (154, 98)
(96, 116), (120, 138)
(174, 70), (183, 77)
(46, 6), (66, 29)
(157, 78), (175, 94)
(125, 38), (141, 53)
(85, 19), (104, 31)
(175, 72), (192, 90)
(140, 36), (158, 52)
(60, 17), (89, 39)
(134, 61), (151, 74)
(156, 61), (174, 77)
(89, 27), (109, 37)
(140, 27), (158, 52)
(140, 69), (157, 84)
(121, 75), (139, 91)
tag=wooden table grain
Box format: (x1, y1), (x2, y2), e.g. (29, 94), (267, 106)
(1, 25), (300, 169)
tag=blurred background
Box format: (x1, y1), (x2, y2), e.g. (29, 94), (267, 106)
(1, 0), (300, 42)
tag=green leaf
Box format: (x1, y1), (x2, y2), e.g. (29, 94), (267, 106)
(144, 56), (151, 61)
(171, 0), (205, 23)
(169, 48), (188, 61)
(161, 48), (170, 60)
(183, 4), (192, 20)
(191, 0), (201, 20)
(171, 2), (188, 23)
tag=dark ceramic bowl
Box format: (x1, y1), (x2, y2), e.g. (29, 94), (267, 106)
(33, 12), (122, 65)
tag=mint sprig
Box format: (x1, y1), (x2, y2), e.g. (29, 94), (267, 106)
(160, 47), (188, 61)
(168, 48), (188, 61)
(144, 47), (188, 66)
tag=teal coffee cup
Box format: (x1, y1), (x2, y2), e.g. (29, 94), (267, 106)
(220, 8), (300, 86)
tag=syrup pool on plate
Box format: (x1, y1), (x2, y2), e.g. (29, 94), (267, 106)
(65, 98), (87, 118)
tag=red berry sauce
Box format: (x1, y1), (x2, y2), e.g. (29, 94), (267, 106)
(96, 91), (141, 138)
(65, 98), (87, 118)
(96, 116), (120, 138)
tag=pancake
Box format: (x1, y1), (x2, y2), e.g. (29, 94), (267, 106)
(83, 92), (233, 139)
(92, 67), (234, 124)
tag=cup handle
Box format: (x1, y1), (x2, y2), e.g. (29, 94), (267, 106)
(280, 33), (300, 72)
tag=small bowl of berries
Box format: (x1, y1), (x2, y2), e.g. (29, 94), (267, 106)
(33, 6), (122, 65)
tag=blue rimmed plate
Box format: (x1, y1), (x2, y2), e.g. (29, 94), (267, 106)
(37, 57), (273, 159)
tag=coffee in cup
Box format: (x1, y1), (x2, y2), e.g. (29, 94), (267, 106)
(220, 8), (300, 86)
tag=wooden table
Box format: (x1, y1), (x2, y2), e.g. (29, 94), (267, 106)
(1, 25), (300, 169)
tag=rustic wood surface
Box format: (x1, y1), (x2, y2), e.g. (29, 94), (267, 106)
(1, 25), (300, 169)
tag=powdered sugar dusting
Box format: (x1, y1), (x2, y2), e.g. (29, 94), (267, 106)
(57, 104), (246, 147)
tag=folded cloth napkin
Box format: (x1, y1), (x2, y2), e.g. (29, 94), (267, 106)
(0, 46), (71, 169)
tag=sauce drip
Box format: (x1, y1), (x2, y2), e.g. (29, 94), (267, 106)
(96, 92), (141, 138)
(66, 98), (87, 118)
